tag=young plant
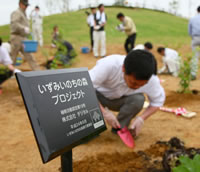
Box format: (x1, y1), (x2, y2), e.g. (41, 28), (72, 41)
(172, 154), (200, 172)
(178, 56), (192, 93)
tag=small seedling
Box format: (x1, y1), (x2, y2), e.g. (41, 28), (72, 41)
(178, 56), (192, 93)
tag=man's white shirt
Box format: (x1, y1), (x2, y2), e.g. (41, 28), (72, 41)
(133, 44), (145, 50)
(0, 46), (13, 65)
(89, 55), (165, 107)
(164, 48), (179, 60)
(30, 10), (43, 25)
(95, 11), (106, 24)
(87, 14), (95, 27)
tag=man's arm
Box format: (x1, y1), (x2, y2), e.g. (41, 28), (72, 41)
(99, 103), (120, 129)
(140, 106), (159, 120)
(188, 20), (192, 37)
(11, 11), (27, 35)
(158, 56), (167, 74)
(130, 76), (165, 136)
(130, 106), (159, 137)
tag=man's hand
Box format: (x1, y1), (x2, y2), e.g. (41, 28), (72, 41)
(14, 68), (22, 73)
(24, 27), (30, 34)
(116, 24), (124, 31)
(94, 25), (101, 30)
(103, 107), (121, 129)
(130, 116), (144, 137)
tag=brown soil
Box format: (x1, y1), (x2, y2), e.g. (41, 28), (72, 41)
(0, 44), (200, 172)
(74, 142), (168, 172)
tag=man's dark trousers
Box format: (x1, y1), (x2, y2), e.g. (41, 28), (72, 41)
(125, 33), (136, 53)
(90, 27), (94, 50)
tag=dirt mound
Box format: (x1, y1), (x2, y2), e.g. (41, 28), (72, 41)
(74, 141), (168, 172)
(74, 138), (200, 172)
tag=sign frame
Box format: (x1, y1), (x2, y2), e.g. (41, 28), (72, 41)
(16, 68), (106, 163)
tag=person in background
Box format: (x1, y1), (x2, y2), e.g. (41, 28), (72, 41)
(86, 7), (96, 51)
(46, 40), (77, 69)
(10, 0), (40, 71)
(2, 42), (12, 54)
(133, 42), (157, 75)
(30, 6), (43, 47)
(51, 25), (62, 47)
(116, 12), (137, 54)
(133, 42), (153, 52)
(89, 50), (165, 137)
(188, 6), (200, 80)
(93, 4), (107, 58)
(0, 38), (21, 94)
(157, 47), (180, 77)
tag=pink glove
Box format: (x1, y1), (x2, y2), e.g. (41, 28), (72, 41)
(103, 107), (121, 129)
(130, 116), (144, 137)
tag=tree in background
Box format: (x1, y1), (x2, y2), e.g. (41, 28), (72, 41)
(169, 0), (179, 15)
(114, 0), (125, 6)
(45, 0), (71, 13)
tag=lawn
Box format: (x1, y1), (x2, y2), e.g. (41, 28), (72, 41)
(0, 7), (199, 172)
(0, 7), (190, 48)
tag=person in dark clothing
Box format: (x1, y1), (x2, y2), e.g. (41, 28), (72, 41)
(116, 13), (137, 53)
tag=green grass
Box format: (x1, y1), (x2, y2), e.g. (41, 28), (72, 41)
(0, 7), (190, 48)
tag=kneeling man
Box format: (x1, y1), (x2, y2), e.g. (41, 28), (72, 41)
(89, 50), (165, 137)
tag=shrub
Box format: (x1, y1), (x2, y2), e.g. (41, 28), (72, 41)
(172, 154), (200, 172)
(178, 57), (192, 93)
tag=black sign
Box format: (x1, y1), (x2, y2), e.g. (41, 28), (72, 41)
(16, 68), (106, 163)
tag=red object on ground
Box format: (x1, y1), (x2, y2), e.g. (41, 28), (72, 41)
(117, 127), (135, 148)
(160, 107), (186, 116)
(0, 89), (2, 95)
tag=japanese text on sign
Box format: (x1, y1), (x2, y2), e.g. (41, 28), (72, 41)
(52, 90), (85, 105)
(37, 78), (88, 94)
(37, 78), (89, 105)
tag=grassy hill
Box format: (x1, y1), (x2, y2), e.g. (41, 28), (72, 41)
(0, 7), (190, 48)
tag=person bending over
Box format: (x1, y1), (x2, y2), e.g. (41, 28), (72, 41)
(89, 50), (165, 137)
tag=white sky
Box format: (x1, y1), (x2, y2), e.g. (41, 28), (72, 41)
(0, 0), (199, 26)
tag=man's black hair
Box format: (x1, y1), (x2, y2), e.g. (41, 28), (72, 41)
(0, 37), (2, 46)
(197, 6), (200, 12)
(117, 12), (124, 18)
(98, 4), (104, 9)
(35, 6), (39, 9)
(124, 50), (156, 80)
(157, 47), (165, 53)
(144, 42), (153, 49)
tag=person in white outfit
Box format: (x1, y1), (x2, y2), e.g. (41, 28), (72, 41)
(2, 42), (11, 54)
(87, 7), (96, 51)
(133, 42), (153, 51)
(89, 50), (165, 136)
(93, 4), (106, 58)
(30, 6), (43, 46)
(0, 38), (21, 93)
(157, 47), (180, 77)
